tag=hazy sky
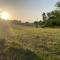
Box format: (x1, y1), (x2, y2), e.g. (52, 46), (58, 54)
(0, 0), (59, 22)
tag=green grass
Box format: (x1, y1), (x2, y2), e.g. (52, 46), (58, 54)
(13, 28), (60, 60)
(0, 23), (60, 60)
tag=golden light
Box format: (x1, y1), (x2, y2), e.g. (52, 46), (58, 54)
(0, 12), (10, 20)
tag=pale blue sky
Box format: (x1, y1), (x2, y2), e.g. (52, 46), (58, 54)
(0, 0), (59, 22)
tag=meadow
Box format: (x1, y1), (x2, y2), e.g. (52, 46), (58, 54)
(0, 22), (60, 60)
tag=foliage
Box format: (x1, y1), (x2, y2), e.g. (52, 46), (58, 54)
(56, 1), (60, 8)
(34, 21), (39, 28)
(40, 1), (60, 27)
(0, 38), (41, 60)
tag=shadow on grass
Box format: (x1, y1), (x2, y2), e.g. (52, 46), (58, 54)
(0, 38), (41, 60)
(5, 47), (41, 60)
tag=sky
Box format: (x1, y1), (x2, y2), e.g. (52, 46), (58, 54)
(0, 0), (59, 22)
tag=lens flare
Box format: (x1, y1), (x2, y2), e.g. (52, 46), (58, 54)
(0, 12), (10, 20)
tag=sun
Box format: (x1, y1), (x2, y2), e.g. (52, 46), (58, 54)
(0, 11), (10, 20)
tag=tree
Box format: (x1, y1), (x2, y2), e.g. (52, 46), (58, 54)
(10, 20), (21, 25)
(34, 21), (38, 28)
(41, 1), (60, 27)
(46, 10), (60, 27)
(56, 1), (60, 8)
(42, 12), (47, 21)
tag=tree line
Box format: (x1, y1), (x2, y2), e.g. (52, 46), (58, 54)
(9, 1), (60, 28)
(41, 1), (60, 27)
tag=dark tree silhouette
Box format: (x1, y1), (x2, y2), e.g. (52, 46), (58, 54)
(42, 12), (47, 21)
(56, 1), (60, 8)
(34, 21), (38, 28)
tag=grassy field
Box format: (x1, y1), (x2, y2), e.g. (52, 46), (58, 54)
(0, 22), (60, 60)
(13, 28), (60, 60)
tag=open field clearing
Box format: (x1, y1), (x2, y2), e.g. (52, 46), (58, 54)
(0, 24), (60, 60)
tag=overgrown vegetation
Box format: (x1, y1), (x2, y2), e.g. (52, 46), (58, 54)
(1, 1), (60, 60)
(0, 24), (60, 60)
(0, 38), (41, 60)
(41, 1), (60, 27)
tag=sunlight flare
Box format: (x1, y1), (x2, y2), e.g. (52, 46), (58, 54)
(0, 11), (10, 20)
